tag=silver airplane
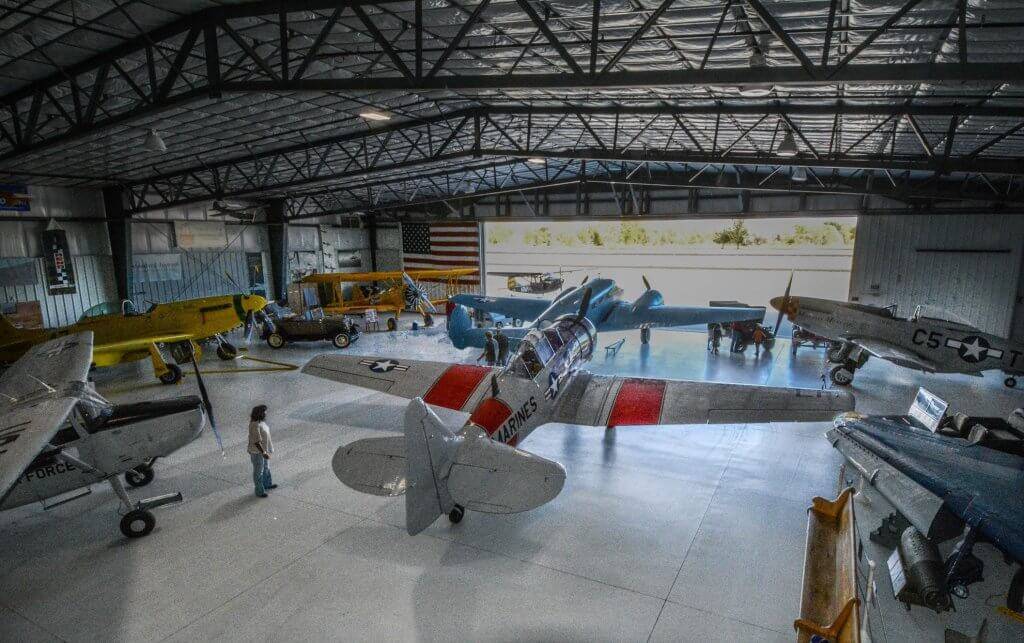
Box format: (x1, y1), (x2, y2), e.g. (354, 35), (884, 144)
(305, 289), (854, 535)
(771, 281), (1024, 389)
(0, 332), (211, 538)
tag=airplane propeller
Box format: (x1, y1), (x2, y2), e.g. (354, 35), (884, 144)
(184, 344), (224, 455)
(772, 271), (794, 338)
(642, 274), (651, 291)
(402, 272), (437, 314)
(576, 287), (592, 322)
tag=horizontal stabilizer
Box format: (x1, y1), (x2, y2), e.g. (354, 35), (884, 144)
(448, 430), (566, 514)
(332, 437), (407, 497)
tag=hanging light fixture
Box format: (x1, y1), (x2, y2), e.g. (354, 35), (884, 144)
(527, 157), (547, 164)
(358, 109), (392, 121)
(144, 128), (167, 153)
(791, 166), (808, 182)
(777, 127), (798, 157)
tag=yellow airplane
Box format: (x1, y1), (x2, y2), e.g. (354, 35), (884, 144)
(0, 294), (268, 384)
(299, 269), (477, 330)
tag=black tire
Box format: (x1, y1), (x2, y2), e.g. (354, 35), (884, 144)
(734, 339), (747, 353)
(158, 364), (182, 385)
(448, 504), (465, 524)
(125, 465), (154, 488)
(332, 332), (351, 349)
(120, 509), (155, 538)
(216, 343), (238, 360)
(266, 332), (285, 349)
(640, 327), (651, 345)
(422, 313), (434, 328)
(386, 317), (398, 332)
(830, 365), (855, 386)
(827, 343), (850, 363)
(1005, 376), (1018, 389)
(1009, 567), (1024, 613)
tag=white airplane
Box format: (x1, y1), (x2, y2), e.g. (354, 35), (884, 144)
(0, 332), (210, 538)
(304, 290), (855, 535)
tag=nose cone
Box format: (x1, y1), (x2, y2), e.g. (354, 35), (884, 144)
(769, 296), (783, 311)
(243, 294), (268, 312)
(770, 296), (799, 317)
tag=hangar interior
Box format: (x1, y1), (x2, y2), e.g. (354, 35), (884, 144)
(1, 1), (1023, 642)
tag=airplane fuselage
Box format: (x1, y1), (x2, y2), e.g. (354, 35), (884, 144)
(0, 396), (205, 510)
(784, 297), (1024, 376)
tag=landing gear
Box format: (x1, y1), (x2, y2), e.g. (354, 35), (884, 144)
(387, 317), (398, 332)
(640, 325), (651, 345)
(216, 341), (238, 360)
(266, 332), (285, 348)
(830, 364), (855, 386)
(125, 464), (154, 488)
(827, 342), (852, 363)
(448, 504), (465, 524)
(1005, 376), (1018, 389)
(422, 313), (434, 327)
(158, 364), (182, 385)
(120, 509), (155, 538)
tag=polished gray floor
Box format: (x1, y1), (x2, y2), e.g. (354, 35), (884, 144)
(1, 322), (1021, 642)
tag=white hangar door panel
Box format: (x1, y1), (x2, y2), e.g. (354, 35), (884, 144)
(905, 249), (1020, 338)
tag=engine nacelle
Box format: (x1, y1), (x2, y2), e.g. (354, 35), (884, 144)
(631, 289), (663, 312)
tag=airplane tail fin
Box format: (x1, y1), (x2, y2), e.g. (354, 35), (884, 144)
(332, 398), (566, 535)
(446, 303), (474, 349)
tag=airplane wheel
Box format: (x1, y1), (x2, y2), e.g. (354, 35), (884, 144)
(1005, 376), (1018, 389)
(266, 332), (285, 349)
(422, 313), (434, 327)
(387, 317), (398, 332)
(640, 327), (651, 344)
(332, 332), (351, 349)
(216, 343), (238, 360)
(1009, 567), (1024, 613)
(158, 364), (182, 385)
(827, 343), (850, 363)
(448, 504), (465, 524)
(125, 465), (154, 488)
(830, 365), (855, 386)
(120, 509), (155, 538)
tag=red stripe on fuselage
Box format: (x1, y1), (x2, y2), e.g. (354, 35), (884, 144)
(607, 379), (666, 426)
(423, 364), (491, 410)
(467, 397), (513, 436)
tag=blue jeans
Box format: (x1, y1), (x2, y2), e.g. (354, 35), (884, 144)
(250, 453), (272, 496)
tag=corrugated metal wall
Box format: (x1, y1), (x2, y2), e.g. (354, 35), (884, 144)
(0, 255), (115, 327)
(849, 214), (1024, 340)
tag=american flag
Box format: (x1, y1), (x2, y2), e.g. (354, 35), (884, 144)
(401, 222), (481, 285)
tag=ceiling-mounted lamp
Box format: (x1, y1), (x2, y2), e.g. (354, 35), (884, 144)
(526, 157), (547, 164)
(777, 127), (799, 157)
(791, 166), (808, 182)
(144, 128), (167, 153)
(358, 109), (392, 121)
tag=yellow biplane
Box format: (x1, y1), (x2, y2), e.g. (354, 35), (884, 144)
(0, 294), (268, 384)
(298, 269), (477, 331)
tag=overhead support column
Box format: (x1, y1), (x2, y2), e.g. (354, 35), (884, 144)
(266, 199), (289, 304)
(102, 187), (133, 303)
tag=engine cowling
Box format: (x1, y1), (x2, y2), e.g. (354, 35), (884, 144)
(631, 289), (663, 313)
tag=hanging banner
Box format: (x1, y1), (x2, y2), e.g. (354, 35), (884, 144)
(41, 228), (76, 294)
(173, 220), (226, 249)
(134, 253), (183, 282)
(0, 184), (30, 212)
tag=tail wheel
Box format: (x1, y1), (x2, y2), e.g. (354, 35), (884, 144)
(448, 504), (465, 524)
(158, 364), (182, 385)
(125, 465), (154, 488)
(120, 509), (155, 538)
(216, 344), (238, 360)
(266, 332), (285, 349)
(332, 332), (351, 349)
(386, 317), (398, 332)
(1009, 567), (1024, 613)
(830, 365), (855, 386)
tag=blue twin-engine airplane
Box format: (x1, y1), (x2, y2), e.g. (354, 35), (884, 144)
(448, 276), (764, 349)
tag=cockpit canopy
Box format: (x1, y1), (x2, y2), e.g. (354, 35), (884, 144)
(508, 315), (595, 380)
(79, 299), (152, 321)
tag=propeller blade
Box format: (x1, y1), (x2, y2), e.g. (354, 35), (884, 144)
(581, 275), (589, 285)
(258, 309), (275, 334)
(244, 310), (256, 345)
(642, 275), (651, 291)
(576, 287), (593, 321)
(773, 271), (794, 338)
(188, 349), (223, 454)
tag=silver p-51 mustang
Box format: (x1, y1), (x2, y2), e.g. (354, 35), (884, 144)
(771, 285), (1024, 388)
(0, 332), (210, 538)
(305, 290), (854, 535)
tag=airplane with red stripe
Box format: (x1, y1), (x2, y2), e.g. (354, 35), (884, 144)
(303, 289), (854, 536)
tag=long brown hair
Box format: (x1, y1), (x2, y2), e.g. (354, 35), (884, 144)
(250, 405), (267, 422)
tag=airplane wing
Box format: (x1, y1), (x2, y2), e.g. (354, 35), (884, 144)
(302, 354), (496, 412)
(449, 293), (550, 320)
(553, 372), (854, 426)
(95, 333), (193, 353)
(0, 332), (93, 498)
(597, 301), (765, 331)
(850, 337), (937, 371)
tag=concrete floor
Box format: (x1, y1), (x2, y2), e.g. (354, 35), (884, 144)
(1, 321), (1021, 642)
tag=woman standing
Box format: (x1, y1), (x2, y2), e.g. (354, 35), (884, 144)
(247, 405), (277, 497)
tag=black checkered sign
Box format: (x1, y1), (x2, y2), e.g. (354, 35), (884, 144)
(41, 229), (76, 295)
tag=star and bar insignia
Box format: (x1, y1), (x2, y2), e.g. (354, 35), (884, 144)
(359, 358), (409, 373)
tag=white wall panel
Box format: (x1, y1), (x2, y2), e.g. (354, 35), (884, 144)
(0, 255), (116, 327)
(849, 214), (1024, 340)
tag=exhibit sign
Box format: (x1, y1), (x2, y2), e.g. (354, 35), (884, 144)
(173, 220), (226, 249)
(0, 183), (30, 211)
(41, 228), (76, 295)
(135, 253), (183, 282)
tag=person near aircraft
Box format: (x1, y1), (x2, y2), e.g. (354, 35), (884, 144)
(495, 327), (510, 366)
(730, 321), (743, 353)
(753, 325), (767, 357)
(247, 404), (276, 498)
(478, 330), (498, 366)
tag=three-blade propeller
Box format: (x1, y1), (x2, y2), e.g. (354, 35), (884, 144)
(772, 271), (794, 338)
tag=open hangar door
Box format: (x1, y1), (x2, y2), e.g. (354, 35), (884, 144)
(849, 215), (1024, 342)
